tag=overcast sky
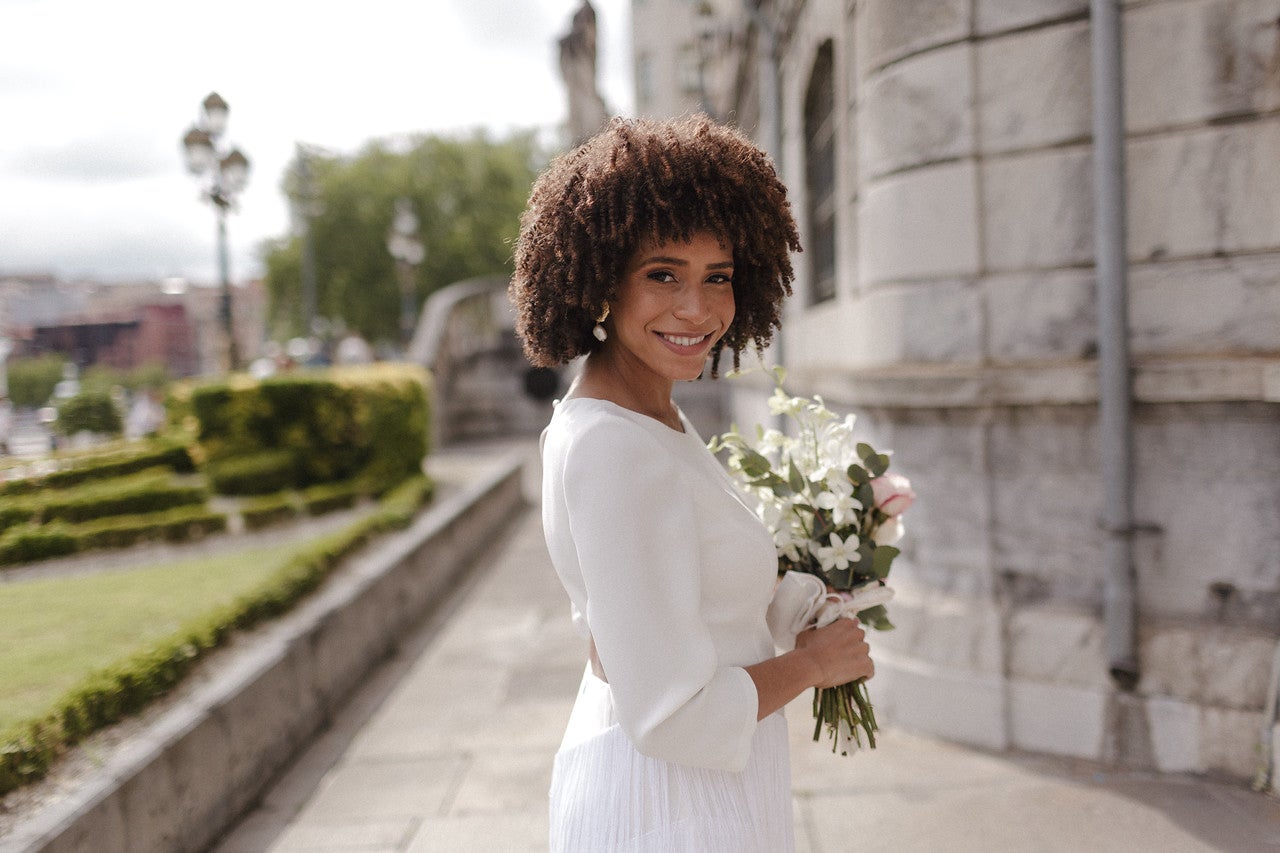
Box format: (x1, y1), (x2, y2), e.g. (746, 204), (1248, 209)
(0, 0), (633, 285)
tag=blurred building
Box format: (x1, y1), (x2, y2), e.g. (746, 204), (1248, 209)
(637, 1), (1280, 786)
(0, 274), (266, 377)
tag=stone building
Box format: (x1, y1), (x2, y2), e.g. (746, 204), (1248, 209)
(1, 275), (266, 378)
(634, 0), (1280, 786)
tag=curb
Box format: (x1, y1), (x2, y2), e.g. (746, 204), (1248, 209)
(1, 451), (528, 853)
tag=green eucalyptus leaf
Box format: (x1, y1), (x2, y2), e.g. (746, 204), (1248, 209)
(868, 453), (890, 477)
(856, 483), (875, 507)
(847, 464), (869, 485)
(740, 449), (772, 477)
(856, 442), (875, 463)
(787, 458), (805, 493)
(826, 564), (854, 590)
(856, 604), (895, 631)
(870, 544), (899, 579)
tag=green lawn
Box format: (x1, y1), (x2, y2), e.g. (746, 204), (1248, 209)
(0, 534), (345, 733)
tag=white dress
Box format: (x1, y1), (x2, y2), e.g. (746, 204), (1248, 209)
(540, 397), (795, 852)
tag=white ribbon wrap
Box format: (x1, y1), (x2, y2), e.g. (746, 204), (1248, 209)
(767, 570), (895, 651)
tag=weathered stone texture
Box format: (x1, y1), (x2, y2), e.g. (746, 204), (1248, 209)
(857, 0), (969, 72)
(1145, 695), (1203, 773)
(860, 43), (973, 176)
(975, 0), (1087, 35)
(1130, 255), (1280, 357)
(856, 409), (993, 593)
(876, 581), (1005, 678)
(860, 161), (980, 282)
(1008, 606), (1107, 688)
(1201, 705), (1267, 779)
(873, 655), (1009, 750)
(981, 145), (1093, 271)
(1126, 0), (1280, 133)
(1141, 626), (1272, 709)
(976, 20), (1092, 153)
(1132, 403), (1280, 617)
(789, 280), (982, 369)
(1127, 120), (1280, 260)
(1009, 679), (1107, 759)
(988, 408), (1103, 585)
(984, 269), (1097, 363)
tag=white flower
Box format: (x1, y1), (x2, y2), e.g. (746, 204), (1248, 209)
(818, 416), (859, 467)
(756, 496), (787, 529)
(775, 527), (804, 562)
(811, 531), (862, 572)
(767, 387), (806, 417)
(815, 479), (863, 527)
(757, 428), (793, 457)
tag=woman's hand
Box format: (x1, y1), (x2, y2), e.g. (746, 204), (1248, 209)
(747, 615), (875, 719)
(794, 617), (874, 689)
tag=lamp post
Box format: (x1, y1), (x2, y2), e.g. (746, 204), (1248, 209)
(386, 197), (426, 349)
(292, 143), (322, 340)
(182, 92), (250, 373)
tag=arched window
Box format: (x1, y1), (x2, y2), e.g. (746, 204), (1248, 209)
(804, 41), (836, 305)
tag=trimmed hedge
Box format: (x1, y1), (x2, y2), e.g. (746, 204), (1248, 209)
(0, 473), (434, 796)
(74, 507), (227, 550)
(36, 471), (207, 526)
(0, 504), (34, 535)
(186, 364), (430, 491)
(0, 441), (195, 497)
(300, 480), (364, 516)
(54, 391), (122, 437)
(0, 524), (77, 565)
(0, 507), (229, 567)
(205, 450), (297, 496)
(240, 492), (300, 531)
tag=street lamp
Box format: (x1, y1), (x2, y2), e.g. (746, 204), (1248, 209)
(386, 197), (426, 348)
(182, 91), (250, 372)
(291, 143), (323, 340)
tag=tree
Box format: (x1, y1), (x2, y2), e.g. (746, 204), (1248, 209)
(262, 129), (545, 346)
(7, 355), (66, 408)
(55, 391), (123, 437)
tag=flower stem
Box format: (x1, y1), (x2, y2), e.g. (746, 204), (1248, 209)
(811, 678), (879, 754)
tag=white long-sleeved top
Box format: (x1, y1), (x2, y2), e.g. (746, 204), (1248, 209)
(541, 397), (779, 772)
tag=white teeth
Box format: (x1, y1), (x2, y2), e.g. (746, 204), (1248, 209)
(661, 333), (707, 347)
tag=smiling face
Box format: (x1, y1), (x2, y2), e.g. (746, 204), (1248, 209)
(603, 231), (736, 388)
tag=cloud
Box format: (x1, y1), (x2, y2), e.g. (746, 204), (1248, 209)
(8, 134), (174, 184)
(448, 0), (561, 49)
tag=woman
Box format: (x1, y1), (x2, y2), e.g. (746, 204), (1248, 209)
(511, 116), (874, 852)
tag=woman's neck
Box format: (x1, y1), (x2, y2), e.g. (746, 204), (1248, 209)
(569, 352), (681, 431)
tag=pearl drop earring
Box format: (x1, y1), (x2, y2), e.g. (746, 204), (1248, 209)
(592, 302), (610, 342)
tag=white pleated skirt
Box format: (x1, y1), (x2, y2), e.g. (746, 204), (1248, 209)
(548, 665), (795, 853)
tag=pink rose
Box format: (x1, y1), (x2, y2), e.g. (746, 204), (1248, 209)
(870, 473), (915, 517)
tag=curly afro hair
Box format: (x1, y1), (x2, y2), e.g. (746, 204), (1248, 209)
(510, 115), (801, 377)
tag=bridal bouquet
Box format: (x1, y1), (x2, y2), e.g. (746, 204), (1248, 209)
(709, 371), (914, 753)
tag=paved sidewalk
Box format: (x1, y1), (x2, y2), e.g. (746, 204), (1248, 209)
(215, 469), (1280, 852)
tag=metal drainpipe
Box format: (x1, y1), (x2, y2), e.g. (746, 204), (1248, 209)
(746, 0), (786, 393)
(1090, 0), (1139, 689)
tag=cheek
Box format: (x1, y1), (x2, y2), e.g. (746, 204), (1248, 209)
(718, 290), (737, 326)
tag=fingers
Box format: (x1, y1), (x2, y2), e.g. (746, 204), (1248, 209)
(795, 618), (875, 688)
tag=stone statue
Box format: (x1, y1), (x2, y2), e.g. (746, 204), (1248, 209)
(558, 1), (611, 146)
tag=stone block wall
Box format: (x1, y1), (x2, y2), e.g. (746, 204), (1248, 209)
(729, 0), (1280, 784)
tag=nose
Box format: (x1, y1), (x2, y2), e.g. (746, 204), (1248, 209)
(673, 284), (712, 324)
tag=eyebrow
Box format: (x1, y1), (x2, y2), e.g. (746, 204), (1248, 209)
(638, 255), (735, 269)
